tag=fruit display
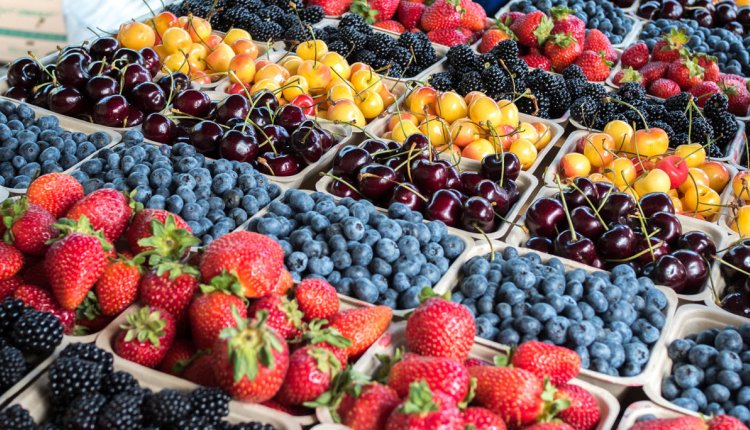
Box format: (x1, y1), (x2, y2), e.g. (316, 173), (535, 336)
(723, 171), (750, 236)
(507, 0), (636, 46)
(716, 239), (750, 318)
(639, 20), (750, 76)
(247, 189), (468, 310)
(637, 0), (750, 38)
(0, 102), (115, 190)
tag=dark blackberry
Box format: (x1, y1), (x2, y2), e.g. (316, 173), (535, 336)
(277, 0), (303, 12)
(428, 72), (454, 92)
(619, 82), (647, 102)
(671, 133), (689, 147)
(284, 24), (309, 42)
(708, 144), (724, 158)
(502, 57), (528, 80)
(405, 65), (423, 78)
(328, 40), (349, 55)
(446, 45), (479, 72)
(529, 73), (570, 118)
(298, 5), (325, 23)
(12, 309), (63, 355)
(0, 404), (35, 430)
(371, 57), (390, 71)
(704, 94), (730, 119)
(645, 104), (668, 123)
(38, 423), (60, 430)
(257, 5), (285, 21)
(100, 371), (141, 399)
(175, 415), (216, 430)
(351, 49), (376, 65)
(489, 40), (519, 62)
(279, 13), (300, 29)
(665, 111), (690, 133)
(689, 117), (714, 144)
(482, 67), (511, 99)
(250, 22), (284, 41)
(239, 13), (262, 30)
(383, 63), (404, 78)
(596, 100), (621, 125)
(570, 96), (600, 127)
(190, 387), (231, 424)
(0, 346), (26, 391)
(416, 48), (438, 69)
(567, 79), (587, 101)
(222, 6), (247, 27)
(340, 28), (368, 51)
(478, 53), (499, 69)
(457, 72), (484, 96)
(0, 298), (28, 335)
(563, 64), (587, 81)
(664, 92), (693, 112)
(366, 33), (393, 58)
(143, 389), (191, 425)
(623, 110), (648, 129)
(711, 113), (740, 146)
(209, 14), (230, 32)
(241, 0), (265, 11)
(96, 393), (143, 430)
(221, 423), (276, 430)
(340, 14), (371, 33)
(582, 83), (607, 100)
(59, 343), (113, 373)
(61, 393), (106, 430)
(49, 357), (104, 405)
(389, 46), (413, 68)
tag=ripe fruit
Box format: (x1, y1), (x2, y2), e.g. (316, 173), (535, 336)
(328, 306), (392, 357)
(582, 133), (614, 168)
(338, 382), (401, 430)
(575, 50), (612, 82)
(1, 199), (57, 256)
(0, 243), (22, 282)
(248, 294), (303, 340)
(633, 169), (671, 196)
(27, 173), (84, 218)
(65, 188), (132, 243)
(95, 255), (142, 316)
(469, 365), (548, 427)
(189, 290), (248, 350)
(560, 153), (591, 178)
(126, 209), (194, 256)
(674, 144), (706, 168)
(701, 161), (730, 192)
(510, 341), (581, 386)
(275, 344), (346, 406)
(295, 278), (339, 321)
(655, 155), (689, 189)
(555, 384), (601, 430)
(604, 158), (637, 188)
(406, 297), (476, 362)
(387, 354), (470, 403)
(511, 11), (553, 47)
(385, 381), (463, 430)
(114, 306), (175, 368)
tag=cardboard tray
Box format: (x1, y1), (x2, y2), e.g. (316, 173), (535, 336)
(617, 400), (685, 429)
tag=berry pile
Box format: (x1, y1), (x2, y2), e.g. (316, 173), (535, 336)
(430, 42), (573, 119)
(639, 20), (750, 76)
(452, 247), (669, 377)
(662, 323), (750, 423)
(0, 102), (112, 190)
(509, 0), (634, 45)
(637, 0), (750, 39)
(0, 298), (64, 392)
(247, 189), (467, 309)
(0, 342), (277, 429)
(569, 83), (740, 157)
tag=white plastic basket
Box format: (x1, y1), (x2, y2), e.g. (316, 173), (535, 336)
(617, 400), (686, 429)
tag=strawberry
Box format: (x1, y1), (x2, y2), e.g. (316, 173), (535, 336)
(420, 0), (464, 32)
(499, 11), (525, 26)
(651, 28), (688, 63)
(0, 243), (23, 281)
(200, 231), (284, 299)
(272, 268), (294, 295)
(26, 173), (84, 219)
(583, 29), (616, 62)
(697, 54), (720, 82)
(249, 293), (303, 340)
(396, 1), (425, 30)
(158, 338), (197, 376)
(350, 0), (398, 23)
(211, 308), (290, 403)
(650, 78), (682, 99)
(0, 277), (23, 301)
(708, 415), (749, 429)
(14, 284), (74, 332)
(95, 255), (142, 316)
(689, 81), (722, 107)
(126, 209), (196, 257)
(720, 73), (747, 85)
(184, 353), (220, 387)
(639, 61), (670, 85)
(510, 341), (581, 386)
(114, 306), (176, 368)
(373, 20), (405, 33)
(385, 381), (463, 430)
(45, 217), (111, 310)
(525, 423), (575, 430)
(328, 306), (392, 358)
(140, 266), (199, 325)
(479, 21), (515, 54)
(667, 57), (705, 90)
(574, 50), (612, 82)
(511, 11), (553, 47)
(309, 0), (353, 16)
(1, 198), (57, 256)
(613, 67), (644, 87)
(75, 292), (113, 333)
(461, 407), (506, 430)
(550, 7), (585, 42)
(338, 382), (401, 430)
(275, 344), (347, 405)
(295, 278), (339, 321)
(387, 353), (470, 403)
(465, 357), (491, 367)
(21, 258), (49, 287)
(65, 188), (133, 243)
(543, 33), (582, 72)
(427, 28), (469, 46)
(621, 42), (649, 69)
(405, 297), (475, 361)
(461, 1), (487, 32)
(555, 384), (600, 430)
(720, 78), (750, 116)
(190, 288), (248, 350)
(523, 54), (552, 71)
(629, 416), (706, 430)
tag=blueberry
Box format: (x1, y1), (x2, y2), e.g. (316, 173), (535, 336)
(181, 202), (202, 221)
(729, 405), (750, 424)
(350, 243), (373, 266)
(496, 328), (520, 346)
(529, 303), (555, 322)
(715, 329), (744, 352)
(674, 364), (704, 389)
(689, 344), (719, 367)
(662, 376), (681, 400)
(344, 265), (369, 280)
(398, 286), (422, 309)
(624, 342), (650, 366)
(706, 403), (725, 416)
(672, 397), (699, 412)
(440, 235), (465, 259)
(476, 317), (497, 340)
(668, 339), (693, 362)
(544, 316), (570, 345)
(460, 274), (487, 299)
(568, 321), (596, 347)
(420, 264), (441, 284)
(565, 281), (583, 299)
(718, 370), (742, 390)
(287, 190), (315, 212)
(241, 195), (260, 215)
(717, 350), (743, 372)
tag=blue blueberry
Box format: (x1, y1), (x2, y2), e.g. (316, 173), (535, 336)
(398, 286), (422, 309)
(716, 329), (744, 352)
(689, 344), (719, 367)
(674, 364), (704, 389)
(624, 342), (650, 366)
(672, 397), (699, 412)
(718, 370), (742, 390)
(662, 377), (680, 400)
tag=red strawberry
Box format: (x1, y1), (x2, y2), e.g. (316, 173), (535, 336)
(406, 297), (475, 361)
(158, 338), (197, 376)
(523, 53), (552, 71)
(689, 81), (722, 107)
(45, 217), (111, 310)
(397, 1), (425, 29)
(27, 173), (84, 218)
(510, 341), (581, 386)
(709, 415), (749, 429)
(184, 353), (220, 387)
(275, 344), (347, 405)
(21, 258), (49, 287)
(543, 33), (582, 71)
(555, 384), (600, 430)
(350, 0), (398, 23)
(461, 1), (487, 32)
(65, 188), (132, 243)
(720, 73), (746, 85)
(387, 354), (470, 403)
(639, 61), (670, 85)
(427, 28), (469, 46)
(114, 306), (176, 368)
(651, 28), (689, 63)
(200, 231), (284, 299)
(465, 357), (491, 367)
(126, 210), (196, 257)
(478, 20), (515, 54)
(574, 50), (612, 82)
(650, 78), (682, 99)
(420, 0), (464, 32)
(720, 78), (750, 116)
(211, 309), (290, 403)
(373, 20), (405, 33)
(499, 11), (525, 26)
(309, 0), (353, 16)
(511, 11), (553, 47)
(613, 67), (644, 87)
(550, 7), (585, 42)
(272, 268), (294, 296)
(385, 381), (463, 430)
(525, 423), (575, 430)
(621, 42), (649, 69)
(583, 29), (616, 62)
(75, 292), (113, 333)
(140, 267), (199, 325)
(190, 288), (248, 350)
(629, 416), (706, 430)
(1, 199), (57, 256)
(0, 243), (23, 281)
(14, 284), (74, 332)
(295, 278), (339, 321)
(667, 57), (705, 90)
(338, 382), (401, 430)
(697, 54), (720, 82)
(328, 306), (392, 357)
(248, 293), (303, 340)
(0, 277), (23, 301)
(95, 255), (142, 316)
(461, 407), (506, 430)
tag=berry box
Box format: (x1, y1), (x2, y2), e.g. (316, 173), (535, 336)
(617, 400), (686, 429)
(0, 186), (7, 204)
(718, 165), (750, 237)
(315, 321), (621, 429)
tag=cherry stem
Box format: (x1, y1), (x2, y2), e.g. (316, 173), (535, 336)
(555, 174), (577, 242)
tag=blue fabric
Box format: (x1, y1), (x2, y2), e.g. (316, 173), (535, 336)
(475, 0), (508, 16)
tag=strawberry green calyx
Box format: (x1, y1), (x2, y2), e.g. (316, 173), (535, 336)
(309, 347), (343, 377)
(200, 270), (247, 298)
(49, 216), (113, 250)
(402, 381), (440, 415)
(127, 189), (144, 215)
(220, 307), (284, 383)
(137, 215), (200, 265)
(533, 16), (553, 45)
(373, 347), (404, 383)
(663, 28), (688, 47)
(458, 377), (477, 409)
(1, 198), (27, 244)
(152, 260), (200, 280)
(173, 349), (209, 373)
(550, 6), (576, 20)
(597, 50), (614, 68)
(551, 32), (576, 48)
(76, 291), (103, 325)
(350, 0), (379, 24)
(121, 306), (168, 348)
(305, 365), (371, 414)
(620, 66), (643, 83)
(493, 19), (517, 41)
(538, 378), (571, 422)
(418, 287), (450, 303)
(298, 319), (352, 349)
(683, 57), (705, 78)
(280, 295), (304, 331)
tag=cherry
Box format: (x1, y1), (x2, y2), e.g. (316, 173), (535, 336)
(384, 158), (407, 181)
(660, 0), (684, 19)
(142, 113), (177, 144)
(84, 75), (118, 102)
(87, 60), (109, 76)
(252, 90), (279, 112)
(157, 73), (191, 98)
(112, 48), (143, 68)
(275, 104), (306, 132)
(460, 171), (484, 195)
(481, 152), (521, 182)
(249, 107), (273, 129)
(598, 224), (636, 260)
(725, 21), (745, 37)
(639, 192), (674, 218)
(738, 6), (750, 26)
(389, 183), (425, 212)
(475, 179), (510, 215)
(190, 120), (223, 153)
(443, 164), (461, 190)
(593, 181), (617, 202)
(721, 292), (750, 318)
(505, 179), (520, 206)
(692, 8), (714, 27)
(554, 230), (597, 264)
(673, 249), (708, 294)
(333, 146), (372, 178)
(318, 128), (334, 151)
(637, 0), (661, 18)
(721, 244), (750, 285)
(599, 192), (635, 224)
(461, 197), (497, 233)
(329, 179), (361, 199)
(139, 47), (161, 76)
(412, 160), (447, 195)
(89, 37), (120, 61)
(257, 152), (301, 176)
(290, 126), (323, 164)
(526, 197), (565, 239)
(220, 129), (259, 162)
(7, 58), (42, 89)
(526, 237), (553, 253)
(358, 164), (398, 201)
(4, 87), (30, 102)
(126, 106), (145, 126)
(653, 255), (688, 292)
(715, 1), (738, 25)
(92, 94), (129, 127)
(425, 189), (463, 227)
(56, 53), (90, 89)
(132, 82), (167, 114)
(173, 89), (211, 118)
(677, 231), (716, 260)
(121, 64), (151, 93)
(360, 139), (389, 159)
(48, 86), (86, 116)
(403, 133), (434, 160)
(634, 233), (671, 266)
(647, 211), (682, 246)
(571, 206), (605, 239)
(31, 84), (53, 108)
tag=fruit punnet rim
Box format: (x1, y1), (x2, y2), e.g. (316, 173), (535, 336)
(642, 304), (750, 417)
(717, 164), (749, 236)
(241, 187), (478, 318)
(616, 400), (685, 429)
(94, 304), (310, 428)
(315, 320), (622, 430)
(0, 100), (123, 196)
(505, 185), (732, 303)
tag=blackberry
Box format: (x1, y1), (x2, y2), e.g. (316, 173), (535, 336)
(596, 100), (621, 126)
(428, 72), (454, 92)
(405, 65), (423, 78)
(351, 49), (376, 65)
(143, 389), (191, 425)
(529, 73), (570, 118)
(711, 113), (740, 146)
(220, 423), (277, 430)
(190, 387), (231, 424)
(665, 111), (690, 133)
(257, 5), (285, 21)
(446, 45), (479, 72)
(582, 83), (607, 100)
(389, 46), (413, 68)
(366, 33), (393, 59)
(0, 298), (27, 335)
(340, 28), (367, 51)
(371, 58), (390, 71)
(502, 57), (528, 80)
(563, 64), (587, 81)
(689, 117), (714, 144)
(100, 371), (141, 398)
(482, 67), (511, 98)
(222, 6), (247, 27)
(39, 424), (60, 430)
(416, 49), (438, 69)
(298, 5), (324, 23)
(209, 14), (229, 32)
(96, 393), (143, 430)
(664, 92), (693, 112)
(671, 133), (690, 147)
(175, 416), (216, 430)
(61, 393), (106, 430)
(704, 94), (730, 119)
(535, 93), (552, 118)
(708, 144), (724, 158)
(279, 13), (299, 29)
(457, 72), (484, 96)
(251, 22), (284, 41)
(570, 96), (600, 127)
(241, 0), (265, 11)
(619, 83), (646, 102)
(567, 79), (587, 101)
(12, 309), (63, 355)
(478, 53), (499, 69)
(328, 40), (349, 55)
(623, 110), (648, 128)
(49, 357), (104, 405)
(284, 24), (309, 42)
(277, 0), (303, 12)
(0, 405), (35, 430)
(340, 14), (371, 33)
(383, 63), (404, 78)
(239, 13), (262, 30)
(645, 104), (668, 123)
(489, 40), (519, 62)
(59, 343), (113, 373)
(0, 346), (26, 390)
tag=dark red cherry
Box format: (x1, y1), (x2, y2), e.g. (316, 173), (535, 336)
(480, 152), (520, 182)
(7, 58), (42, 89)
(333, 146), (372, 178)
(130, 82), (167, 113)
(460, 171), (484, 195)
(329, 179), (361, 199)
(639, 192), (675, 218)
(461, 197), (497, 233)
(647, 211), (682, 246)
(721, 244), (750, 285)
(725, 21), (745, 37)
(252, 90), (279, 112)
(89, 37), (120, 61)
(389, 183), (425, 212)
(598, 224), (636, 260)
(190, 120), (223, 153)
(475, 179), (510, 215)
(634, 233), (671, 266)
(257, 152), (301, 177)
(673, 249), (709, 294)
(275, 104), (306, 132)
(599, 192), (635, 223)
(157, 72), (191, 97)
(92, 94), (129, 127)
(425, 189), (463, 227)
(4, 86), (30, 102)
(693, 8), (715, 27)
(357, 164), (398, 201)
(637, 0), (661, 19)
(139, 47), (161, 76)
(360, 139), (390, 159)
(121, 64), (151, 94)
(653, 254), (688, 293)
(85, 75), (119, 102)
(48, 86), (86, 116)
(554, 230), (597, 265)
(677, 231), (716, 260)
(571, 206), (605, 239)
(526, 237), (553, 253)
(56, 53), (89, 88)
(412, 160), (447, 195)
(220, 129), (259, 162)
(31, 84), (53, 108)
(660, 0), (684, 20)
(173, 89), (211, 118)
(142, 113), (177, 144)
(111, 48), (143, 68)
(716, 1), (738, 25)
(526, 197), (565, 239)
